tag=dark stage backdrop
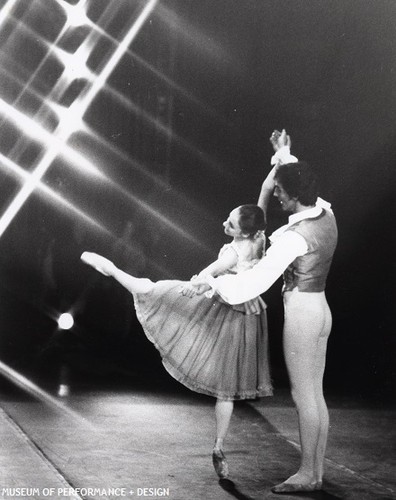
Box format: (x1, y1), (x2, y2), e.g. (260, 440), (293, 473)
(0, 0), (394, 400)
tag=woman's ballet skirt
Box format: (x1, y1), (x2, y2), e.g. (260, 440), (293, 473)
(134, 281), (273, 400)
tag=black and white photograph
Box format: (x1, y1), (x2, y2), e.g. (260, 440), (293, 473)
(0, 1), (394, 499)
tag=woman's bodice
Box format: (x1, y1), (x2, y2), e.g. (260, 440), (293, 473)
(216, 238), (266, 315)
(218, 238), (264, 275)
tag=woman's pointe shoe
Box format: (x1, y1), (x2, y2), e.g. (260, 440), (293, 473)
(212, 448), (229, 479)
(315, 480), (323, 490)
(271, 481), (319, 494)
(81, 252), (112, 276)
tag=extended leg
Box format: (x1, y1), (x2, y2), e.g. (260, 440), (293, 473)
(81, 252), (154, 294)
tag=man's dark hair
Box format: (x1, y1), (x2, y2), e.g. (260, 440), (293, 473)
(274, 161), (319, 206)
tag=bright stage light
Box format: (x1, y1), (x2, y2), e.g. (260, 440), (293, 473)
(54, 0), (92, 29)
(58, 312), (74, 330)
(0, 0), (159, 240)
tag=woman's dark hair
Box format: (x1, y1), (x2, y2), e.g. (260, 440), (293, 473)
(274, 161), (319, 206)
(237, 204), (266, 237)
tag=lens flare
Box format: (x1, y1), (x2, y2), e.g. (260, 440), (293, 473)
(57, 312), (74, 330)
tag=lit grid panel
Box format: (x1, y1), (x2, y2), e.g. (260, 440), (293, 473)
(0, 0), (162, 238)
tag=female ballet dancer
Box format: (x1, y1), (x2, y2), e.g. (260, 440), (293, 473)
(81, 204), (273, 479)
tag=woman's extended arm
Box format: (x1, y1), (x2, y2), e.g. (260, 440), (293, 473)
(257, 164), (279, 214)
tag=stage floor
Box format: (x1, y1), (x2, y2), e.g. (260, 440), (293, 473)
(0, 383), (395, 500)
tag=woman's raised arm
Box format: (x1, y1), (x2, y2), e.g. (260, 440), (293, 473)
(257, 129), (297, 215)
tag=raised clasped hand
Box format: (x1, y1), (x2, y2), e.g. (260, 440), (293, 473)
(270, 129), (291, 152)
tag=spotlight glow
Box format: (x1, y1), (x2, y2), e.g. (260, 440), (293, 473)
(58, 313), (74, 330)
(0, 0), (17, 28)
(51, 44), (94, 83)
(0, 152), (111, 234)
(54, 0), (92, 29)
